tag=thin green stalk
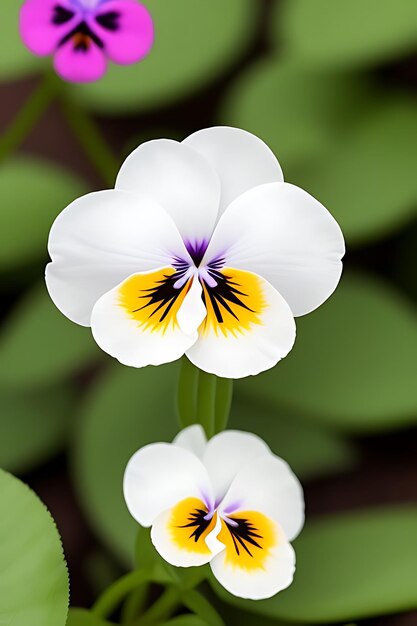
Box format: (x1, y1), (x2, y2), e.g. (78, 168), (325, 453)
(177, 357), (199, 428)
(121, 585), (149, 623)
(133, 587), (180, 626)
(214, 377), (233, 433)
(0, 72), (59, 162)
(181, 589), (225, 626)
(92, 570), (151, 619)
(196, 371), (217, 438)
(59, 92), (119, 187)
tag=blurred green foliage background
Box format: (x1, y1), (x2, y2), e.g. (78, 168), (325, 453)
(0, 1), (416, 625)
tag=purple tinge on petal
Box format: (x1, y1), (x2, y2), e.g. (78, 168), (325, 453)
(88, 0), (154, 65)
(53, 35), (107, 82)
(19, 0), (81, 56)
(185, 239), (210, 267)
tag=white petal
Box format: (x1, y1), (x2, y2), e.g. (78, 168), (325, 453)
(151, 508), (224, 568)
(183, 127), (283, 216)
(202, 430), (271, 503)
(173, 425), (207, 459)
(210, 525), (295, 600)
(220, 454), (305, 542)
(46, 189), (190, 326)
(123, 442), (213, 527)
(116, 139), (220, 243)
(90, 269), (198, 368)
(177, 278), (207, 336)
(186, 269), (296, 379)
(203, 182), (345, 317)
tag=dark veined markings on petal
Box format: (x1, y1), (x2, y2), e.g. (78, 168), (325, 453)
(52, 5), (75, 25)
(133, 267), (188, 325)
(59, 21), (104, 51)
(218, 511), (277, 570)
(225, 517), (263, 557)
(96, 11), (121, 32)
(179, 507), (213, 543)
(203, 268), (255, 325)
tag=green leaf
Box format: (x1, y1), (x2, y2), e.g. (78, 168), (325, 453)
(0, 157), (86, 271)
(161, 617), (210, 626)
(0, 469), (69, 626)
(291, 97), (417, 244)
(230, 401), (356, 480)
(73, 0), (258, 114)
(220, 58), (377, 169)
(0, 284), (98, 389)
(0, 1), (46, 80)
(72, 363), (179, 564)
(0, 385), (74, 473)
(66, 609), (112, 626)
(239, 273), (417, 433)
(277, 0), (417, 69)
(213, 507), (417, 622)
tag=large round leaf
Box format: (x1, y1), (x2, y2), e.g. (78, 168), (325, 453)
(295, 97), (417, 244)
(276, 0), (417, 70)
(0, 157), (86, 271)
(73, 0), (258, 113)
(0, 284), (98, 389)
(213, 507), (417, 622)
(0, 385), (74, 473)
(0, 469), (69, 626)
(220, 58), (376, 170)
(238, 273), (417, 432)
(230, 401), (356, 480)
(0, 0), (45, 80)
(72, 363), (179, 564)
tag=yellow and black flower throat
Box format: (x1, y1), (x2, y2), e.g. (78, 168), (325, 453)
(118, 261), (267, 336)
(169, 498), (277, 570)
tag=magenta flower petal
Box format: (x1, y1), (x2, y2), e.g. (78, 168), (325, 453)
(54, 37), (107, 83)
(88, 0), (154, 65)
(20, 0), (81, 56)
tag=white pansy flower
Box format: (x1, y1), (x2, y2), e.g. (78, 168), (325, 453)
(46, 126), (345, 378)
(124, 425), (304, 600)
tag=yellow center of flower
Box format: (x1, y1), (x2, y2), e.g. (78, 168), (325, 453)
(169, 497), (217, 555)
(218, 511), (277, 571)
(118, 266), (267, 338)
(118, 268), (190, 334)
(200, 268), (267, 338)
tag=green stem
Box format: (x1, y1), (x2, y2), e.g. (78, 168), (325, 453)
(0, 72), (59, 162)
(181, 589), (225, 626)
(121, 585), (149, 623)
(196, 371), (217, 438)
(59, 92), (119, 187)
(133, 587), (180, 626)
(92, 570), (151, 619)
(214, 378), (233, 433)
(177, 357), (199, 428)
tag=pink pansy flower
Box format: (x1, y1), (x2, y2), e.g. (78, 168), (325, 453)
(19, 0), (154, 83)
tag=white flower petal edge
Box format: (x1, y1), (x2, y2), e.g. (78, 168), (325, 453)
(203, 182), (345, 317)
(186, 271), (296, 379)
(46, 189), (191, 326)
(210, 528), (296, 600)
(124, 427), (305, 600)
(183, 126), (284, 217)
(91, 269), (199, 368)
(123, 442), (213, 527)
(116, 138), (221, 243)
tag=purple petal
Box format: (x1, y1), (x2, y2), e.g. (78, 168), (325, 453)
(20, 0), (81, 56)
(88, 0), (154, 65)
(54, 35), (107, 82)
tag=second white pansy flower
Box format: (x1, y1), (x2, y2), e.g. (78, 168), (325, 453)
(124, 425), (304, 600)
(46, 126), (345, 378)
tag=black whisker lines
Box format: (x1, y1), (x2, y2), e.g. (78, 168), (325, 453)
(225, 517), (263, 557)
(132, 271), (187, 323)
(179, 508), (211, 543)
(203, 268), (254, 325)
